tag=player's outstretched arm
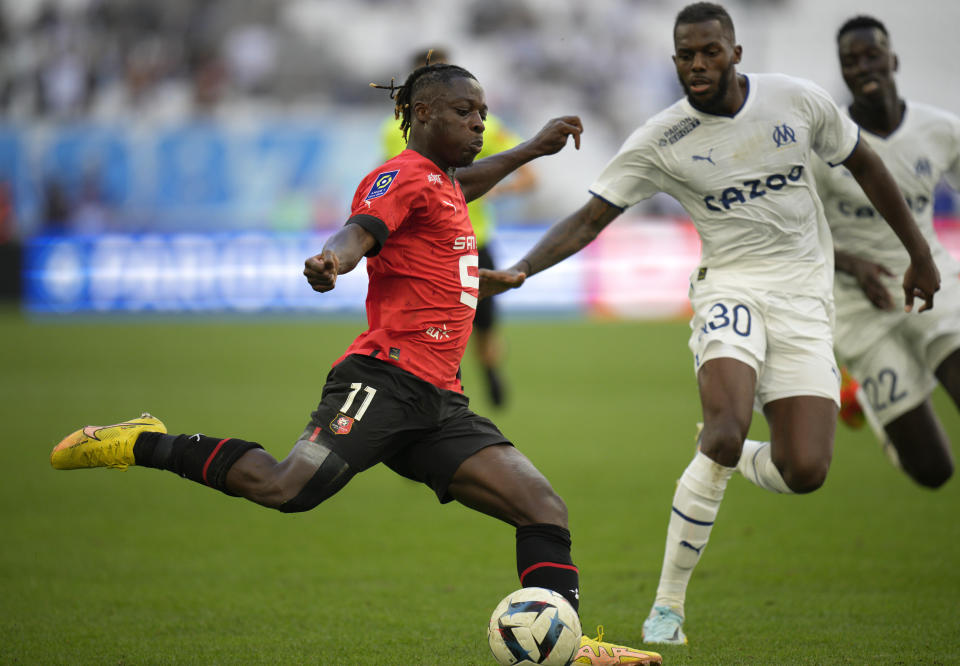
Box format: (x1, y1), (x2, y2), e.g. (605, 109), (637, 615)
(304, 223), (376, 293)
(834, 250), (896, 310)
(458, 116), (583, 203)
(478, 195), (621, 300)
(842, 141), (940, 312)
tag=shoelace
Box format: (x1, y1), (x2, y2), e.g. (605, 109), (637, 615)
(585, 625), (606, 645)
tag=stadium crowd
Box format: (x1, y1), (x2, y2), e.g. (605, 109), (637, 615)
(0, 0), (956, 238)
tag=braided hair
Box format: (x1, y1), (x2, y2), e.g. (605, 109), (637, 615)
(372, 58), (477, 142)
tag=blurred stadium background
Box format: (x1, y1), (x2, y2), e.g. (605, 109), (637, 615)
(2, 0), (958, 315)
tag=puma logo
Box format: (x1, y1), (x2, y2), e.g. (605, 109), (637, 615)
(680, 540), (704, 554)
(692, 148), (715, 165)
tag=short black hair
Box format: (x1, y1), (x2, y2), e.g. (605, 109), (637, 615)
(675, 2), (736, 40)
(836, 15), (888, 43)
(373, 63), (477, 141)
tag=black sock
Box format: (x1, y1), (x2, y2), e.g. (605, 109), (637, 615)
(516, 523), (580, 612)
(134, 431), (262, 494)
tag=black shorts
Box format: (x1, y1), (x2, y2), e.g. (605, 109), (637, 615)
(305, 354), (511, 503)
(474, 244), (497, 332)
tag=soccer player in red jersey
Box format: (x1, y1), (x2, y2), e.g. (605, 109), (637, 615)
(50, 62), (661, 665)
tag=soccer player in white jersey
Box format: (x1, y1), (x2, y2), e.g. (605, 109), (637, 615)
(479, 2), (941, 645)
(812, 15), (960, 488)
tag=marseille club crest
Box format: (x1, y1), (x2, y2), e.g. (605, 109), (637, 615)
(330, 413), (354, 435)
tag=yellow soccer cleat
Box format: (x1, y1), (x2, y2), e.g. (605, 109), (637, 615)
(574, 625), (662, 665)
(50, 413), (166, 471)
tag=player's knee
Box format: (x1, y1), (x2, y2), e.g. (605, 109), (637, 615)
(278, 448), (353, 513)
(781, 458), (830, 494)
(700, 423), (746, 467)
(910, 457), (953, 489)
(889, 432), (954, 488)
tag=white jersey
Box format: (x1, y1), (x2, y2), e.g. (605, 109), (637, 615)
(590, 73), (860, 296)
(813, 102), (960, 357)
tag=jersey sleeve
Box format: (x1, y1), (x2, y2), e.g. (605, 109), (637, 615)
(347, 164), (424, 255)
(588, 125), (665, 208)
(803, 80), (860, 167)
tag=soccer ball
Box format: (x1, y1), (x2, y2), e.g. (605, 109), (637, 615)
(487, 587), (582, 666)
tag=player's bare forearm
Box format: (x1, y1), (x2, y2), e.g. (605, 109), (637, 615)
(458, 116), (583, 202)
(477, 197), (618, 300)
(303, 223), (375, 292)
(511, 196), (621, 277)
(322, 224), (375, 274)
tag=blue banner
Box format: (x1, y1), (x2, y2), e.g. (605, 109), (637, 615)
(25, 232), (365, 313)
(23, 229), (585, 315)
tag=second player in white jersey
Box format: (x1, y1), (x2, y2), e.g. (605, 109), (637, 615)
(813, 14), (960, 490)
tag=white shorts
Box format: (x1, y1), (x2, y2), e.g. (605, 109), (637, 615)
(842, 318), (960, 426)
(834, 258), (960, 361)
(688, 284), (840, 409)
(835, 266), (960, 425)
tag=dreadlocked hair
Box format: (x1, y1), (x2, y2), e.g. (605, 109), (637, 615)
(371, 62), (477, 142)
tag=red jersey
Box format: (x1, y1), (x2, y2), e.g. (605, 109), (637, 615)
(334, 150), (479, 392)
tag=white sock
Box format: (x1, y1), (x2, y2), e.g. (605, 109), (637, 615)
(653, 451), (735, 617)
(856, 387), (902, 469)
(737, 439), (793, 493)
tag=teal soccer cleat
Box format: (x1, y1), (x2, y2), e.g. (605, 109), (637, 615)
(642, 606), (688, 646)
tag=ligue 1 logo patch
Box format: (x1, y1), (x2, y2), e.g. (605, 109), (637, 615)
(330, 413), (354, 435)
(365, 170), (400, 201)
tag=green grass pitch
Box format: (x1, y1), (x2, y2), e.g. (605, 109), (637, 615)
(2, 308), (958, 664)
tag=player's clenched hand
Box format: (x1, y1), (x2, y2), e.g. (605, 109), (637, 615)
(530, 116), (583, 155)
(850, 256), (895, 310)
(304, 250), (340, 292)
(479, 268), (526, 300)
(902, 254), (940, 313)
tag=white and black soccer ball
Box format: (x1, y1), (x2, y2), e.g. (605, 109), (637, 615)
(487, 587), (582, 666)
